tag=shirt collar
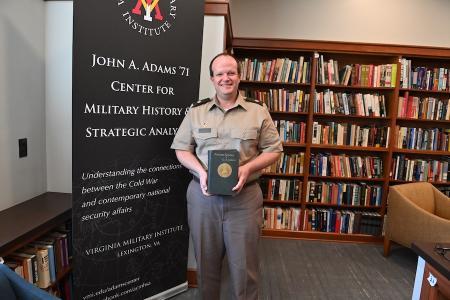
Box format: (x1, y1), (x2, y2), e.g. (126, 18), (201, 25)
(208, 94), (248, 111)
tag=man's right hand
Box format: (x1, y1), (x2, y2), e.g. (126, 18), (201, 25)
(175, 150), (212, 196)
(199, 170), (212, 196)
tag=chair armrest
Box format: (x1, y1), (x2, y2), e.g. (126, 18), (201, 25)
(433, 186), (450, 220)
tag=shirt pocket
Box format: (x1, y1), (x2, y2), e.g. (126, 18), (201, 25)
(231, 128), (259, 155)
(193, 128), (218, 144)
(231, 128), (258, 140)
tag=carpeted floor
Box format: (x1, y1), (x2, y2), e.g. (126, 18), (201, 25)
(171, 238), (417, 300)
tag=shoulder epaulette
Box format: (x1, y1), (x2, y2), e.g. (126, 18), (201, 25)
(245, 97), (263, 106)
(191, 98), (212, 108)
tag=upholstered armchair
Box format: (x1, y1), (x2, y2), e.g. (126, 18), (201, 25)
(383, 182), (450, 256)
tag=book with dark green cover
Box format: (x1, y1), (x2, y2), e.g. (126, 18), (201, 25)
(207, 149), (239, 195)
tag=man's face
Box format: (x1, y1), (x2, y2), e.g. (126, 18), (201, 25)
(210, 55), (240, 100)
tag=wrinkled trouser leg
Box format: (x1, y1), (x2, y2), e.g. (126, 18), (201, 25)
(187, 179), (262, 300)
(223, 183), (262, 300)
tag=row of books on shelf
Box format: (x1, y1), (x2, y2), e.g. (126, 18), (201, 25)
(263, 207), (301, 231)
(307, 181), (383, 206)
(262, 206), (382, 236)
(398, 96), (450, 120)
(270, 122), (448, 153)
(309, 153), (383, 178)
(314, 90), (387, 117)
(241, 87), (449, 119)
(274, 120), (306, 143)
(390, 156), (448, 182)
(312, 122), (389, 148)
(400, 59), (449, 91)
(396, 127), (450, 151)
(303, 209), (383, 236)
(240, 89), (310, 112)
(238, 57), (312, 83)
(260, 156), (449, 184)
(263, 152), (305, 174)
(259, 178), (384, 206)
(2, 226), (72, 290)
(260, 178), (302, 201)
(317, 55), (397, 88)
(271, 122), (449, 152)
(237, 55), (450, 91)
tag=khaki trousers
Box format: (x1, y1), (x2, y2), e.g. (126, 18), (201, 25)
(187, 179), (263, 300)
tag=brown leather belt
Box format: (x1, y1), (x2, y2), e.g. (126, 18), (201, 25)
(192, 176), (258, 188)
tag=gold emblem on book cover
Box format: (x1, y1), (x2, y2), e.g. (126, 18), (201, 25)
(217, 163), (232, 178)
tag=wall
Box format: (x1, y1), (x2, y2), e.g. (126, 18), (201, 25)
(46, 1), (73, 193)
(199, 16), (226, 99)
(0, 0), (47, 211)
(230, 0), (450, 47)
(189, 15), (226, 269)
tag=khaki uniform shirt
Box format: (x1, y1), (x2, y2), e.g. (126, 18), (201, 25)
(171, 94), (283, 182)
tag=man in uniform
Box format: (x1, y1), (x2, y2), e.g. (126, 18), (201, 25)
(171, 53), (282, 299)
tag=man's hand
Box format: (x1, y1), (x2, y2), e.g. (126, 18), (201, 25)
(232, 164), (251, 194)
(175, 150), (212, 196)
(232, 152), (281, 194)
(199, 169), (212, 196)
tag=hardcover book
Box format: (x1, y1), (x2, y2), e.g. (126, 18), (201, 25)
(23, 246), (51, 288)
(207, 149), (239, 195)
(5, 255), (32, 283)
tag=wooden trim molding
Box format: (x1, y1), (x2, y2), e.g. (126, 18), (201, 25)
(204, 0), (229, 15)
(204, 0), (233, 49)
(187, 268), (198, 287)
(261, 231), (383, 243)
(232, 37), (450, 58)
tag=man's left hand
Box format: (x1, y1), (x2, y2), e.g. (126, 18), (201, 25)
(232, 164), (251, 193)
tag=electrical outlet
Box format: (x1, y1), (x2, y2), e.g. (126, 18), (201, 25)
(19, 138), (27, 158)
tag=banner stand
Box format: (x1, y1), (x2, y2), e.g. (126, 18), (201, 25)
(146, 282), (188, 300)
(72, 1), (204, 299)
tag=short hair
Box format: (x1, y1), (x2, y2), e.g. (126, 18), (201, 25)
(209, 52), (241, 77)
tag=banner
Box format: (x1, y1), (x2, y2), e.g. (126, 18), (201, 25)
(72, 1), (204, 299)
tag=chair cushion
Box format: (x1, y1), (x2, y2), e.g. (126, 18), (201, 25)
(0, 268), (17, 300)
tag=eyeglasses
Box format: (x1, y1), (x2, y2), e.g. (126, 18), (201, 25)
(214, 72), (239, 78)
(434, 244), (450, 261)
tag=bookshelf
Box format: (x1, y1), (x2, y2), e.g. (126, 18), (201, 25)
(233, 38), (450, 242)
(0, 192), (72, 297)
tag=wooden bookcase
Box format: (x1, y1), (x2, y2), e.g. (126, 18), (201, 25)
(232, 38), (450, 242)
(0, 192), (72, 295)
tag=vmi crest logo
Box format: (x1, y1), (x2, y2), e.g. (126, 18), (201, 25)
(117, 0), (177, 37)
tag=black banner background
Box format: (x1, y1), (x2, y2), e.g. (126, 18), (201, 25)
(72, 1), (204, 299)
